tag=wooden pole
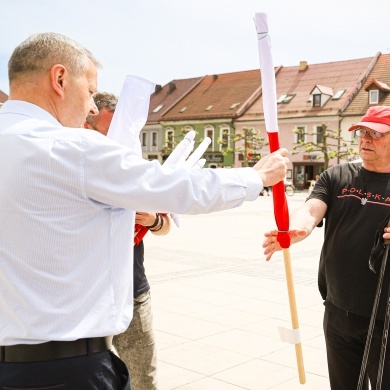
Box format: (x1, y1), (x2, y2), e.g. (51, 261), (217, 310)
(283, 248), (306, 384)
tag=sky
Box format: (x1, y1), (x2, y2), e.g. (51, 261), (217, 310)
(1, 0), (389, 96)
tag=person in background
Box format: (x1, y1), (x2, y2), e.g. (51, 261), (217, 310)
(0, 32), (288, 389)
(85, 92), (168, 390)
(263, 106), (390, 389)
(308, 175), (319, 194)
(260, 186), (271, 196)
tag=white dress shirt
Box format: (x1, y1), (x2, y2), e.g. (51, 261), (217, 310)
(0, 100), (262, 345)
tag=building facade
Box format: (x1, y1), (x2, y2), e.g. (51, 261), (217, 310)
(141, 53), (390, 188)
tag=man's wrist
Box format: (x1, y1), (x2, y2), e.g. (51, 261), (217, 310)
(149, 213), (164, 232)
(147, 213), (160, 230)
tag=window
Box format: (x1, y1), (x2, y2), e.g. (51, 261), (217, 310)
(182, 125), (193, 135)
(205, 105), (213, 111)
(152, 131), (157, 147)
(204, 125), (214, 150)
(369, 90), (379, 104)
(277, 94), (295, 104)
(351, 130), (358, 144)
(229, 102), (241, 109)
(332, 90), (345, 100)
(152, 104), (163, 113)
(165, 129), (174, 150)
(219, 126), (230, 151)
(141, 132), (147, 147)
(316, 126), (324, 144)
(295, 126), (305, 143)
(313, 94), (321, 107)
(179, 107), (187, 113)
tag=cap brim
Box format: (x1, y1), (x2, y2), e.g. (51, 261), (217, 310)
(349, 122), (390, 133)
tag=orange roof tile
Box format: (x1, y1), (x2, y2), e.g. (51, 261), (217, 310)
(0, 89), (8, 103)
(147, 77), (203, 124)
(161, 69), (262, 121)
(241, 56), (375, 121)
(344, 53), (390, 116)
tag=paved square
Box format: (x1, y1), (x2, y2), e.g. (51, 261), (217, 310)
(144, 191), (330, 389)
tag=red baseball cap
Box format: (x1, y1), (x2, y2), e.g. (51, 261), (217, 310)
(349, 106), (390, 133)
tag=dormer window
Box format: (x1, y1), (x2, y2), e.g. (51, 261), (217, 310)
(310, 85), (333, 108)
(365, 80), (390, 105)
(369, 90), (379, 104)
(313, 94), (321, 107)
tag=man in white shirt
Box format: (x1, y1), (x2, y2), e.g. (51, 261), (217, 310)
(0, 32), (288, 389)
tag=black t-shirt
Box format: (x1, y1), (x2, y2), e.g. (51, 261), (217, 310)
(133, 241), (150, 298)
(308, 162), (390, 319)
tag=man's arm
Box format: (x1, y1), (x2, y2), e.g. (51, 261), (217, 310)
(263, 198), (327, 261)
(135, 212), (170, 236)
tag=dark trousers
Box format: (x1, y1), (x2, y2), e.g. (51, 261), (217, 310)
(323, 303), (390, 389)
(0, 351), (130, 390)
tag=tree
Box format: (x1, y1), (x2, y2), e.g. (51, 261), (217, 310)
(293, 124), (358, 169)
(219, 127), (267, 167)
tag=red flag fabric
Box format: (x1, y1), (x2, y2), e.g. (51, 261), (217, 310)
(268, 133), (290, 248)
(255, 13), (290, 248)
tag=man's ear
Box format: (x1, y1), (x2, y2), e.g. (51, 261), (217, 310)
(50, 64), (67, 98)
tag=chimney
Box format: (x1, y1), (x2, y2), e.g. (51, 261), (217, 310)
(299, 61), (308, 72)
(167, 82), (176, 94)
(212, 74), (218, 81)
(154, 84), (162, 94)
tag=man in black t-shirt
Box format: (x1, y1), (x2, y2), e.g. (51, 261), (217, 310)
(263, 106), (390, 389)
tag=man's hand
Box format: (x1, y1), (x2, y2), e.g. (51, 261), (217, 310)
(252, 148), (289, 187)
(135, 212), (156, 227)
(263, 228), (307, 261)
(384, 227), (390, 241)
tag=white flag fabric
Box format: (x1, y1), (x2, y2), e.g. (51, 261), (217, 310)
(106, 77), (210, 228)
(254, 13), (279, 134)
(107, 75), (156, 154)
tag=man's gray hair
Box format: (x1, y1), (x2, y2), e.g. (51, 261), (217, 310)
(93, 92), (118, 112)
(86, 92), (118, 127)
(8, 32), (102, 82)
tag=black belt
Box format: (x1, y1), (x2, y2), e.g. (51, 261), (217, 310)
(0, 337), (112, 363)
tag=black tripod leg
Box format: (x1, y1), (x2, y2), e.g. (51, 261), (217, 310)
(357, 245), (389, 390)
(376, 280), (390, 389)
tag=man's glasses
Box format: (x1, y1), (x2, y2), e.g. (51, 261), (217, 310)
(355, 127), (390, 140)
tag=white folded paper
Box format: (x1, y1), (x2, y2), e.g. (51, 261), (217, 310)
(278, 326), (301, 345)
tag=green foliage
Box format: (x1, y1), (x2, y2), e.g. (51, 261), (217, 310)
(162, 128), (199, 154)
(292, 124), (358, 169)
(218, 127), (267, 167)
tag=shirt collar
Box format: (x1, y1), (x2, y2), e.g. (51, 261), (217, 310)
(0, 100), (63, 127)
